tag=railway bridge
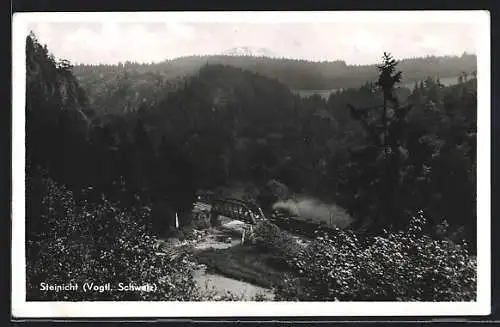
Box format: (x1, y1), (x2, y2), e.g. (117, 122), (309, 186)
(193, 195), (267, 225)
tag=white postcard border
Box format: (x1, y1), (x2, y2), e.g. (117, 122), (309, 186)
(12, 10), (491, 318)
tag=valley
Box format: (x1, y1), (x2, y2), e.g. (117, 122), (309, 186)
(25, 29), (478, 303)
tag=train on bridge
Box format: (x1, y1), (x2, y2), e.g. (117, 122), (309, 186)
(192, 191), (342, 239)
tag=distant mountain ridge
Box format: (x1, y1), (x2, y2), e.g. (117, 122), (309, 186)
(221, 46), (277, 58)
(72, 53), (477, 114)
(74, 53), (476, 90)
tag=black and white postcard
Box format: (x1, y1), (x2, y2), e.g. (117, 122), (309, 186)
(12, 10), (491, 318)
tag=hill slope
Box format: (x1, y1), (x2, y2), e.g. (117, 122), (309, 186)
(72, 53), (477, 115)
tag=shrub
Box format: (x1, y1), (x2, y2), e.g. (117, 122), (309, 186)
(26, 176), (202, 301)
(253, 220), (302, 266)
(167, 226), (185, 241)
(275, 213), (476, 301)
(253, 291), (271, 301)
(197, 281), (247, 301)
(192, 210), (212, 230)
(182, 226), (197, 241)
(253, 220), (281, 249)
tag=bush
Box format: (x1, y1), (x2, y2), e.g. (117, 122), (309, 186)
(167, 226), (185, 241)
(26, 176), (203, 301)
(181, 226), (197, 241)
(275, 213), (476, 301)
(253, 221), (281, 249)
(252, 220), (302, 266)
(192, 210), (211, 230)
(197, 284), (246, 301)
(253, 291), (271, 301)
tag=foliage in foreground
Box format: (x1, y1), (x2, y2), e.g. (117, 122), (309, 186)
(26, 173), (213, 301)
(26, 171), (276, 301)
(271, 213), (476, 302)
(252, 220), (303, 266)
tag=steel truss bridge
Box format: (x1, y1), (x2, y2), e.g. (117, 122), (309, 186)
(193, 195), (266, 225)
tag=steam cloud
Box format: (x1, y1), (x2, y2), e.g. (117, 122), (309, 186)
(272, 197), (353, 229)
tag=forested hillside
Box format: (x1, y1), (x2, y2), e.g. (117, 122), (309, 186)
(25, 31), (477, 301)
(72, 53), (476, 115)
(173, 66), (474, 239)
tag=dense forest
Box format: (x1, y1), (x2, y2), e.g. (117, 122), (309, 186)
(25, 31), (477, 302)
(72, 53), (477, 115)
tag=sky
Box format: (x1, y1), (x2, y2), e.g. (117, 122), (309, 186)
(26, 20), (478, 66)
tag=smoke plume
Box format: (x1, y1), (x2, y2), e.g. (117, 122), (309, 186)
(272, 197), (353, 229)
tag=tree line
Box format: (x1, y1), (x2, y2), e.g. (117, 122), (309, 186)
(71, 52), (477, 115)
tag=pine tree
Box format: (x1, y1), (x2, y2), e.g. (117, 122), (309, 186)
(347, 52), (413, 230)
(376, 53), (414, 228)
(376, 52), (402, 159)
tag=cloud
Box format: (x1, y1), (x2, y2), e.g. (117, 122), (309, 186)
(164, 23), (196, 40)
(26, 21), (477, 65)
(349, 30), (384, 56)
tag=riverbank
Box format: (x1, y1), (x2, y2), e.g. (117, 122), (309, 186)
(170, 216), (276, 300)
